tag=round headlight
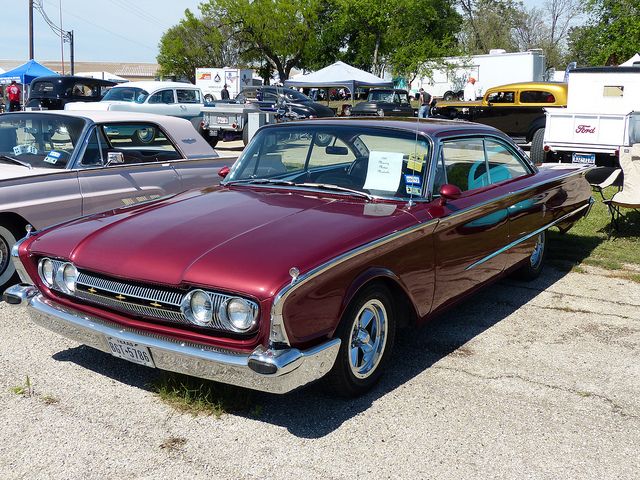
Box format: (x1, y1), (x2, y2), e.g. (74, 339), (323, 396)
(55, 262), (77, 294)
(182, 290), (213, 326)
(224, 298), (256, 332)
(38, 258), (54, 287)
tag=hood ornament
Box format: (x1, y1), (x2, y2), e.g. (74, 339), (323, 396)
(289, 267), (300, 284)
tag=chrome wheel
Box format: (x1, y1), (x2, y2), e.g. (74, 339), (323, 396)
(348, 299), (388, 379)
(0, 236), (8, 277)
(0, 225), (19, 290)
(530, 232), (546, 269)
(136, 127), (155, 144)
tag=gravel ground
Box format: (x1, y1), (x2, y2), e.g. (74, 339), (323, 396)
(0, 267), (638, 480)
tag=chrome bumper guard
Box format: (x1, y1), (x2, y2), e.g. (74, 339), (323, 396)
(3, 284), (340, 394)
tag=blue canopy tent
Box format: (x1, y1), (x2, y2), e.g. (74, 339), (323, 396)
(0, 60), (59, 110)
(0, 59), (59, 85)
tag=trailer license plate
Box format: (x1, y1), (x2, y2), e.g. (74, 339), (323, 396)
(572, 153), (596, 165)
(216, 117), (229, 124)
(106, 336), (155, 368)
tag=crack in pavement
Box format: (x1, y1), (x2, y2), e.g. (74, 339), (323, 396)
(432, 365), (640, 421)
(503, 283), (640, 309)
(517, 303), (638, 321)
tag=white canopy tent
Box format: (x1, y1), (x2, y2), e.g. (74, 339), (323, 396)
(284, 61), (393, 95)
(621, 54), (640, 66)
(75, 71), (128, 83)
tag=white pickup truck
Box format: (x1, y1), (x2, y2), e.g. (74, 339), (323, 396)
(544, 67), (640, 167)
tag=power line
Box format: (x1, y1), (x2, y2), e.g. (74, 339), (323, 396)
(104, 0), (166, 26)
(41, 0), (157, 52)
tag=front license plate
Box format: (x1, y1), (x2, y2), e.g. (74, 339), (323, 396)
(572, 152), (596, 165)
(216, 116), (229, 124)
(106, 336), (155, 368)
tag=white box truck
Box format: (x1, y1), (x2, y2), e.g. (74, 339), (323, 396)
(543, 66), (640, 168)
(415, 49), (546, 100)
(195, 68), (254, 102)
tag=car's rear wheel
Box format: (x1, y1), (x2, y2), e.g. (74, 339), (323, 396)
(242, 127), (249, 145)
(326, 284), (396, 397)
(133, 127), (156, 145)
(530, 128), (546, 165)
(513, 231), (546, 281)
(0, 224), (20, 291)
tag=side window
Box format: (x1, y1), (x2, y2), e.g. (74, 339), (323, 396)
(69, 83), (93, 97)
(398, 93), (410, 104)
(483, 139), (529, 181)
(520, 90), (556, 103)
(176, 89), (199, 104)
(486, 91), (515, 104)
(262, 91), (278, 102)
(80, 128), (106, 167)
(148, 90), (174, 104)
(100, 123), (181, 164)
(441, 138), (485, 191)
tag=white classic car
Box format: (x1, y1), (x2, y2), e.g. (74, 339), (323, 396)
(65, 81), (206, 133)
(0, 110), (230, 292)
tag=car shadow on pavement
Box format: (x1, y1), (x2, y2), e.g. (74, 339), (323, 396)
(50, 267), (572, 438)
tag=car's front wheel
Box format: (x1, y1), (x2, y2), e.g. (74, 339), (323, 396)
(513, 231), (546, 280)
(326, 284), (396, 397)
(0, 224), (20, 291)
(530, 128), (546, 165)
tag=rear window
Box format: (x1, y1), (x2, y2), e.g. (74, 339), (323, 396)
(520, 90), (556, 103)
(177, 89), (201, 104)
(31, 82), (55, 93)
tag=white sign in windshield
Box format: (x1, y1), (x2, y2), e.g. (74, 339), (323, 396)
(362, 151), (404, 192)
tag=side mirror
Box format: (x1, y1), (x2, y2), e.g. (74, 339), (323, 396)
(218, 166), (230, 178)
(439, 183), (462, 205)
(106, 151), (125, 165)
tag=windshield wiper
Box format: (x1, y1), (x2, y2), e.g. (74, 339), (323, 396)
(296, 182), (373, 201)
(225, 178), (296, 186)
(0, 155), (32, 169)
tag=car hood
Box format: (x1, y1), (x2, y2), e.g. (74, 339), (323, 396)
(30, 187), (417, 300)
(0, 164), (58, 180)
(65, 101), (120, 111)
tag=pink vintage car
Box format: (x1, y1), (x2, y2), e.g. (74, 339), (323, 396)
(4, 118), (593, 396)
(0, 110), (228, 292)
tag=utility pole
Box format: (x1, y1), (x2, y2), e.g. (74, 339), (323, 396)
(69, 31), (74, 75)
(28, 0), (34, 59)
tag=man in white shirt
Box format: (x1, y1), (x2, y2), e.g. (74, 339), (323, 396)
(463, 77), (477, 101)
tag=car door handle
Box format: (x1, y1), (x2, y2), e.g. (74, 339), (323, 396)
(180, 105), (187, 110)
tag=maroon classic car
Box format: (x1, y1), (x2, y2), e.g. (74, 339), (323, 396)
(4, 118), (593, 397)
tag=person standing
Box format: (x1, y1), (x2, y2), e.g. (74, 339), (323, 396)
(418, 88), (431, 118)
(463, 77), (477, 101)
(220, 84), (230, 100)
(6, 80), (21, 111)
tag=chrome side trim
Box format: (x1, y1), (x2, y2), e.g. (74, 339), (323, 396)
(465, 202), (592, 271)
(268, 217), (440, 347)
(11, 237), (31, 284)
(12, 287), (340, 394)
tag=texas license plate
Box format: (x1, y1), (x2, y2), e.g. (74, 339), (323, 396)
(106, 336), (155, 367)
(572, 152), (596, 165)
(216, 116), (229, 124)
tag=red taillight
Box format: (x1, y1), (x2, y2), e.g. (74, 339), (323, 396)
(543, 145), (550, 152)
(232, 123), (237, 129)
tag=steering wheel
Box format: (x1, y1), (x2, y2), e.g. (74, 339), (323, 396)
(347, 156), (369, 186)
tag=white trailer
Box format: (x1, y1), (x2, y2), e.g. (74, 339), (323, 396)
(414, 49), (546, 100)
(543, 67), (640, 167)
(195, 68), (254, 102)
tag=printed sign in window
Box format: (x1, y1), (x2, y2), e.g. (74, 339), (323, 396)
(362, 151), (404, 192)
(603, 86), (624, 97)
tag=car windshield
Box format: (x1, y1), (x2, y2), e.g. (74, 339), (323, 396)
(224, 124), (430, 200)
(102, 87), (149, 104)
(368, 91), (395, 102)
(0, 113), (86, 169)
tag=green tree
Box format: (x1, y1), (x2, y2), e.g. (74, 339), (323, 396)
(458, 0), (523, 54)
(567, 0), (640, 66)
(201, 0), (322, 83)
(157, 8), (239, 82)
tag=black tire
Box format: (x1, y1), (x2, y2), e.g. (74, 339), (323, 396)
(242, 127), (249, 145)
(204, 94), (215, 103)
(530, 128), (546, 165)
(443, 91), (455, 101)
(314, 132), (333, 147)
(0, 223), (22, 292)
(199, 127), (219, 148)
(326, 284), (396, 397)
(512, 231), (546, 281)
(132, 127), (156, 145)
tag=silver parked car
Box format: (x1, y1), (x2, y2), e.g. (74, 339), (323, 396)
(0, 110), (228, 290)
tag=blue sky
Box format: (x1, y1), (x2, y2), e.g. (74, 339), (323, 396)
(3, 0), (547, 64)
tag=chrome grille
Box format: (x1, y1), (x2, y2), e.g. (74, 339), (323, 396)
(73, 270), (232, 330)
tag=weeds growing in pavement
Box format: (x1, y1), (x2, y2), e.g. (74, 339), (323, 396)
(10, 375), (34, 397)
(151, 374), (257, 418)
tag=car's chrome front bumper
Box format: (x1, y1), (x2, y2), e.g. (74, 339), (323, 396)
(3, 284), (340, 394)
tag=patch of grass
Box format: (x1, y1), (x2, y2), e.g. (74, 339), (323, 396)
(151, 374), (256, 418)
(548, 188), (640, 280)
(10, 376), (34, 397)
(41, 394), (59, 405)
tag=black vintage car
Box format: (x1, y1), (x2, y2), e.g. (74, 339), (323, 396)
(26, 76), (117, 110)
(349, 89), (414, 117)
(231, 86), (335, 118)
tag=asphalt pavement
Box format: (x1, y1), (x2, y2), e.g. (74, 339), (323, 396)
(0, 265), (638, 479)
